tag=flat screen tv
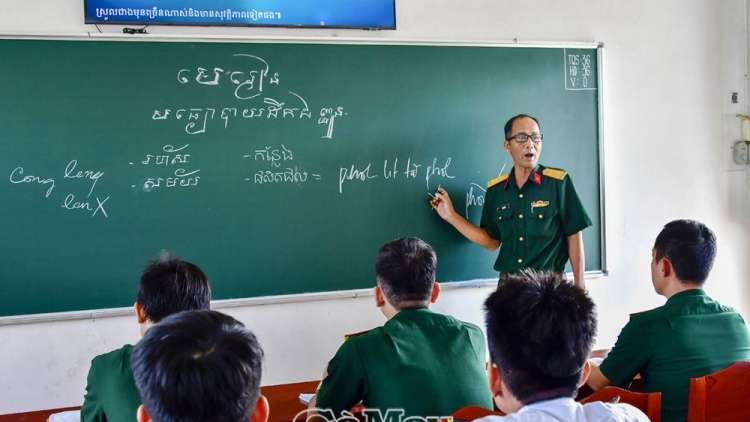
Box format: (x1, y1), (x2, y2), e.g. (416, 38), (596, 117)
(85, 0), (396, 29)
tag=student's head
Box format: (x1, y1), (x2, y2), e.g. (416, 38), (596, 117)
(651, 219), (717, 290)
(374, 237), (440, 314)
(135, 251), (211, 333)
(484, 271), (597, 413)
(132, 310), (268, 422)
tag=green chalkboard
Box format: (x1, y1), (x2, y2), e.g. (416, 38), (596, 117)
(0, 39), (602, 317)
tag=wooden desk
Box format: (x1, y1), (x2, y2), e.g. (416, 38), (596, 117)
(0, 407), (80, 422)
(263, 380), (319, 422)
(0, 381), (320, 422)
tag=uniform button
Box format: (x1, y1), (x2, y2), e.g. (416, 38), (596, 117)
(517, 259), (523, 263)
(519, 194), (524, 198)
(539, 214), (544, 219)
(519, 214), (524, 219)
(519, 237), (524, 242)
(498, 217), (502, 221)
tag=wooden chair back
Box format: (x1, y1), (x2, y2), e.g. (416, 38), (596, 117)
(580, 386), (661, 422)
(687, 361), (750, 422)
(451, 405), (504, 421)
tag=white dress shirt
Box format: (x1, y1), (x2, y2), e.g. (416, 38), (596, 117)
(473, 397), (650, 422)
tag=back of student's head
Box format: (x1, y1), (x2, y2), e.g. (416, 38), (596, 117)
(375, 237), (437, 309)
(484, 271), (597, 403)
(654, 219), (717, 284)
(136, 251), (211, 323)
(132, 310), (264, 422)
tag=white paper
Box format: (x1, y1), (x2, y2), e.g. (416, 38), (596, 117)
(299, 393), (315, 405)
(48, 410), (81, 422)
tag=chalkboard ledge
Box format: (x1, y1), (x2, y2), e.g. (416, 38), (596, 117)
(0, 271), (606, 326)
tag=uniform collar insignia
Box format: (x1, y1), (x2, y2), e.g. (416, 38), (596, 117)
(533, 172), (542, 185)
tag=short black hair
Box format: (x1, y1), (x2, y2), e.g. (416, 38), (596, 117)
(136, 251), (211, 323)
(132, 310), (264, 422)
(375, 237), (437, 310)
(654, 219), (717, 284)
(484, 271), (597, 403)
(504, 114), (541, 140)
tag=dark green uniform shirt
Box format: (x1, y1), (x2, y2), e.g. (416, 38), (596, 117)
(316, 308), (493, 417)
(599, 289), (750, 422)
(480, 164), (592, 274)
(81, 345), (141, 422)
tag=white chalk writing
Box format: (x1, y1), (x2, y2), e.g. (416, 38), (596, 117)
(61, 194), (109, 218)
(151, 101), (338, 137)
(425, 157), (455, 190)
(176, 54), (280, 100)
(246, 144), (293, 168)
(465, 183), (486, 219)
(9, 167), (56, 198)
(63, 160), (104, 198)
(141, 144), (191, 166)
(339, 163), (377, 193)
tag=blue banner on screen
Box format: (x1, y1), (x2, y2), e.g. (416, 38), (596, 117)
(84, 0), (396, 29)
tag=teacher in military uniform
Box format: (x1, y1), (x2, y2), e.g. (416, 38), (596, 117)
(430, 114), (592, 288)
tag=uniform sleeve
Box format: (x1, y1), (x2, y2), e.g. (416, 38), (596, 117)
(598, 319), (650, 388)
(480, 189), (500, 241)
(316, 338), (367, 417)
(81, 358), (106, 422)
(559, 174), (592, 236)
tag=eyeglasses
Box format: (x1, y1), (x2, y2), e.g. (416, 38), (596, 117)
(507, 133), (544, 143)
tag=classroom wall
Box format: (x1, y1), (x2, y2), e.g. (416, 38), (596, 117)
(2, 0), (750, 413)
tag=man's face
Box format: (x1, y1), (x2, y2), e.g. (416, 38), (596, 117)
(504, 117), (543, 171)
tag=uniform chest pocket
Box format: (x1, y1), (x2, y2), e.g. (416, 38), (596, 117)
(529, 201), (559, 237)
(495, 204), (514, 223)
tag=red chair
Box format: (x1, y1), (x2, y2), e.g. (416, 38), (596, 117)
(687, 361), (750, 422)
(451, 405), (504, 420)
(580, 386), (661, 422)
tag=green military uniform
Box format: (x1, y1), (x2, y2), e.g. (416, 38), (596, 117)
(316, 308), (493, 417)
(599, 289), (750, 422)
(81, 345), (142, 422)
(480, 164), (592, 274)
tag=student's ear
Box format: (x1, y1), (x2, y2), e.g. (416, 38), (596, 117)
(488, 363), (503, 398)
(134, 302), (148, 324)
(373, 286), (386, 308)
(250, 395), (270, 422)
(579, 360), (591, 387)
(430, 282), (441, 303)
(136, 405), (151, 422)
(660, 258), (673, 278)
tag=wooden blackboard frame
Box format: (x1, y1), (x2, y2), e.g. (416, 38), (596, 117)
(0, 35), (606, 325)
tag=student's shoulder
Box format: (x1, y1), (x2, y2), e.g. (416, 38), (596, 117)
(626, 304), (672, 326)
(339, 327), (385, 349)
(91, 344), (134, 367)
(432, 313), (486, 338)
(453, 317), (484, 334)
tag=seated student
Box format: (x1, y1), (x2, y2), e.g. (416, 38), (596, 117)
(308, 237), (493, 418)
(132, 310), (269, 422)
(587, 219), (750, 422)
(478, 271), (649, 422)
(81, 252), (212, 422)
